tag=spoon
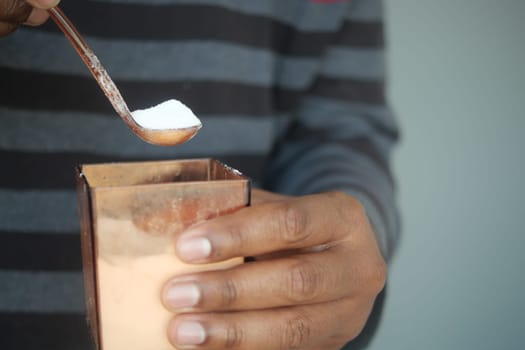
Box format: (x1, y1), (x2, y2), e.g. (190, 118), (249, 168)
(47, 6), (201, 146)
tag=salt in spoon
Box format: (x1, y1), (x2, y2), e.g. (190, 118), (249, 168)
(47, 6), (201, 146)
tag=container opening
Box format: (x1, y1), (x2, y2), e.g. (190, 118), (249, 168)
(79, 158), (246, 188)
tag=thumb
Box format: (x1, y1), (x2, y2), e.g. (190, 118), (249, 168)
(26, 0), (60, 9)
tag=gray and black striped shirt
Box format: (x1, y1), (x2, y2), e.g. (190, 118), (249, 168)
(0, 0), (399, 348)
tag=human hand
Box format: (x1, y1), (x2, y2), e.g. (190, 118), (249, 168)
(162, 189), (387, 349)
(0, 0), (59, 37)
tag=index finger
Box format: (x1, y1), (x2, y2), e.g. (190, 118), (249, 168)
(23, 1), (60, 25)
(176, 191), (366, 263)
(0, 0), (31, 23)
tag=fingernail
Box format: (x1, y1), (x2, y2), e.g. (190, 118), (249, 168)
(165, 282), (200, 310)
(174, 321), (206, 345)
(177, 236), (211, 262)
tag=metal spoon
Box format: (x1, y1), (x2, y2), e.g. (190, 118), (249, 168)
(47, 6), (201, 146)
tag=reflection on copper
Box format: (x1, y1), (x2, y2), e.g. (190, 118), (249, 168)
(76, 159), (250, 350)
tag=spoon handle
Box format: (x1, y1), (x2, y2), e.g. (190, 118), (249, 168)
(47, 6), (135, 125)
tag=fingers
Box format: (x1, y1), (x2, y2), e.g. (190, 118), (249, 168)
(163, 246), (386, 313)
(176, 192), (365, 263)
(21, 0), (58, 26)
(167, 298), (371, 350)
(165, 191), (387, 349)
(0, 20), (16, 36)
(164, 248), (355, 312)
(24, 7), (48, 25)
(0, 0), (57, 36)
(0, 0), (27, 20)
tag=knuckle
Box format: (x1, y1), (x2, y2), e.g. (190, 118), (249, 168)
(371, 258), (388, 291)
(285, 260), (321, 302)
(0, 22), (17, 37)
(0, 1), (14, 18)
(220, 277), (239, 308)
(326, 190), (352, 205)
(224, 322), (245, 348)
(326, 191), (360, 224)
(277, 202), (308, 245)
(362, 257), (387, 294)
(224, 224), (245, 256)
(331, 190), (361, 211)
(1, 1), (29, 22)
(280, 314), (312, 349)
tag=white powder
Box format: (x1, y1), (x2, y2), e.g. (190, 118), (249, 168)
(131, 99), (201, 130)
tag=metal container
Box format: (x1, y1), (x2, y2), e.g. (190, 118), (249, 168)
(76, 159), (250, 350)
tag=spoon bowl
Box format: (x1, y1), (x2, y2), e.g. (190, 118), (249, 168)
(47, 6), (200, 146)
(132, 125), (202, 147)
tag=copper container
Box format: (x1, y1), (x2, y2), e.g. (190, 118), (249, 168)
(76, 159), (250, 350)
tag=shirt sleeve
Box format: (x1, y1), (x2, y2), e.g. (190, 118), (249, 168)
(263, 0), (400, 261)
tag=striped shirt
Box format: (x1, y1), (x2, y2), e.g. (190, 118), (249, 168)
(0, 0), (399, 348)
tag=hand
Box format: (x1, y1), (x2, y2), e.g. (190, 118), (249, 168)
(162, 189), (387, 349)
(0, 0), (59, 37)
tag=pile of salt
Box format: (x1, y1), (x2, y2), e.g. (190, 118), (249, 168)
(131, 99), (201, 130)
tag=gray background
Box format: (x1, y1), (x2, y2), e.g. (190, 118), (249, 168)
(370, 0), (525, 349)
